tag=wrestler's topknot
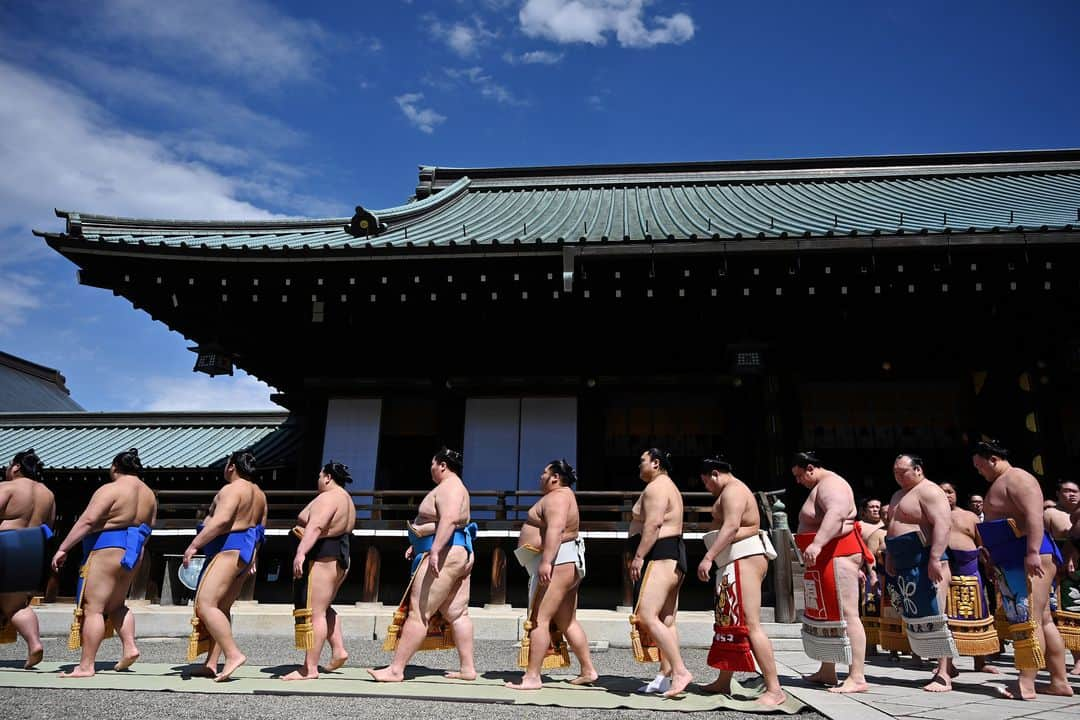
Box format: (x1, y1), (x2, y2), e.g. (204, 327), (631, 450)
(11, 448), (43, 481)
(547, 459), (578, 486)
(112, 447), (143, 476)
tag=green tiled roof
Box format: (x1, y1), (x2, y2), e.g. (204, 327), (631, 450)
(0, 412), (300, 470)
(36, 149), (1080, 253)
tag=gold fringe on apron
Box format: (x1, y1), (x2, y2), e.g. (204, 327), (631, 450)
(69, 552), (115, 650)
(382, 553), (455, 652)
(515, 545), (570, 670)
(629, 562), (662, 663)
(186, 554), (223, 661)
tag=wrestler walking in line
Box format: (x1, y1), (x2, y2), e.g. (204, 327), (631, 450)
(0, 449), (55, 668)
(282, 461), (356, 681)
(695, 455), (785, 706)
(885, 455), (955, 692)
(369, 447), (477, 683)
(793, 451), (873, 694)
(52, 448), (156, 678)
(628, 448), (693, 697)
(506, 459), (597, 690)
(183, 449), (267, 682)
(974, 439), (1072, 700)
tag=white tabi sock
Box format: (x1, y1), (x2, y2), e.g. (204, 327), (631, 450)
(637, 673), (671, 694)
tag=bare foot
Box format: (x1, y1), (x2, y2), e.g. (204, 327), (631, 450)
(281, 667), (318, 681)
(1042, 680), (1075, 697)
(698, 677), (732, 694)
(568, 671), (598, 686)
(445, 669), (477, 680)
(214, 654), (246, 682)
(323, 653), (348, 672)
(114, 652), (140, 671)
(829, 677), (869, 694)
(1071, 663), (1080, 676)
(59, 667), (95, 679)
(24, 648), (43, 670)
(755, 690), (787, 707)
(923, 674), (952, 693)
(803, 669), (838, 686)
(505, 675), (543, 690)
(663, 669), (693, 698)
(188, 665), (217, 678)
(367, 666), (404, 682)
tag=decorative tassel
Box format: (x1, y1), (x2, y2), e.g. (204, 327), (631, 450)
(629, 615), (662, 663)
(103, 617), (115, 640)
(293, 609), (314, 651)
(1056, 615), (1080, 652)
(418, 613), (455, 650)
(518, 619), (534, 667)
(187, 617), (210, 661)
(68, 608), (83, 650)
(542, 630), (571, 669)
(863, 618), (880, 645)
(382, 607), (406, 651)
(0, 621), (18, 645)
(1009, 620), (1046, 670)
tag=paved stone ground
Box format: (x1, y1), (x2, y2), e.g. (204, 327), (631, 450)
(774, 649), (1080, 720)
(0, 635), (821, 720)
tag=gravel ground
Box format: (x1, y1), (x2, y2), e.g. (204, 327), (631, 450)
(0, 635), (822, 720)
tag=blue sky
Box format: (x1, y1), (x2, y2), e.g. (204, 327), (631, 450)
(1, 0), (1077, 411)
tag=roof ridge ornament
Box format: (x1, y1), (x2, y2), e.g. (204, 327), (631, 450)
(345, 206), (386, 238)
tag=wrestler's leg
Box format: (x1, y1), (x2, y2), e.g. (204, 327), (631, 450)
(441, 549), (476, 680)
(283, 559), (338, 680)
(61, 548), (123, 678)
(924, 573), (952, 693)
(324, 567), (349, 671)
(0, 593), (43, 668)
(194, 550), (246, 681)
(1032, 555), (1072, 697)
(637, 560), (692, 696)
(829, 554), (869, 694)
(370, 548), (467, 681)
(508, 563), (574, 689)
(556, 574), (597, 685)
(105, 566), (140, 671)
(741, 555), (786, 705)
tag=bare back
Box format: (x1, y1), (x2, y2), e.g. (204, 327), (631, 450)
(0, 478), (56, 530)
(1044, 507), (1072, 539)
(709, 477), (759, 542)
(797, 470), (856, 536)
(298, 485), (356, 537)
(207, 478), (266, 532)
(983, 466), (1041, 535)
(97, 475), (156, 530)
(948, 507), (980, 551)
(415, 476), (470, 529)
(630, 475), (683, 539)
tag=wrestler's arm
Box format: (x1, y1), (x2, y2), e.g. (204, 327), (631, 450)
(634, 484), (665, 560)
(809, 480), (848, 549)
(539, 493), (569, 584)
(0, 485), (10, 519)
(922, 485), (952, 584)
(52, 486), (114, 569)
(1011, 476), (1047, 577)
(696, 490), (742, 581)
(183, 487), (240, 560)
(293, 495), (333, 577)
(428, 483), (466, 575)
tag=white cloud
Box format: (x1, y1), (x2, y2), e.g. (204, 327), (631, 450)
(0, 60), (277, 236)
(394, 93), (447, 134)
(0, 276), (41, 334)
(139, 371), (281, 411)
(445, 67), (528, 106)
(426, 15), (498, 58)
(97, 0), (328, 85)
(503, 50), (566, 64)
(519, 0), (694, 48)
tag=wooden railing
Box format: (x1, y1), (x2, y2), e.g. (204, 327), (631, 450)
(154, 488), (789, 532)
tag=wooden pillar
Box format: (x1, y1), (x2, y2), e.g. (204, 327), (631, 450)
(489, 545), (507, 605)
(362, 545), (381, 603)
(620, 550), (634, 608)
